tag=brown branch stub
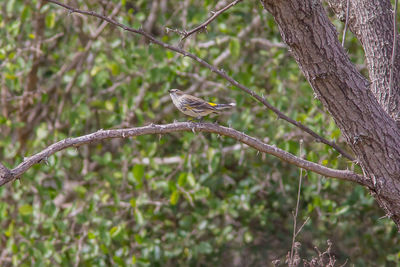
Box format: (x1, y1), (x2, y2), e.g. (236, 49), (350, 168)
(3, 122), (369, 188)
(44, 0), (354, 161)
(180, 0), (243, 41)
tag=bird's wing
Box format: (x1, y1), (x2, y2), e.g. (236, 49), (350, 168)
(182, 96), (218, 111)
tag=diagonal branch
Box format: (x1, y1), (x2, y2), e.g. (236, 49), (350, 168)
(0, 122), (370, 187)
(180, 0), (242, 41)
(44, 0), (355, 161)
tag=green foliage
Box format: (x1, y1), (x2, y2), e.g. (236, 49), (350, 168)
(0, 0), (398, 266)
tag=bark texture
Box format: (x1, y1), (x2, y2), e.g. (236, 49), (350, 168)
(261, 0), (400, 227)
(326, 0), (400, 122)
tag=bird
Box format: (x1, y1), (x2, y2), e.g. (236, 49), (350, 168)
(168, 89), (236, 121)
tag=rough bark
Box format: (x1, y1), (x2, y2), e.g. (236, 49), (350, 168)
(326, 0), (400, 122)
(261, 0), (400, 227)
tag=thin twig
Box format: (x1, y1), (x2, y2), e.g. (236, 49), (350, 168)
(295, 216), (310, 237)
(339, 259), (348, 267)
(289, 140), (304, 266)
(341, 0), (350, 47)
(0, 122), (369, 187)
(389, 0), (398, 99)
(181, 0), (242, 41)
(44, 0), (354, 161)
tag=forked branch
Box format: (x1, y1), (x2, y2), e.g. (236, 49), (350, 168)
(180, 0), (242, 41)
(0, 122), (370, 187)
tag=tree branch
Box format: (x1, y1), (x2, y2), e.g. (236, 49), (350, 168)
(44, 0), (354, 161)
(0, 122), (370, 187)
(180, 0), (242, 41)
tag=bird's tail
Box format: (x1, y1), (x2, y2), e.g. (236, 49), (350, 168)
(215, 103), (236, 110)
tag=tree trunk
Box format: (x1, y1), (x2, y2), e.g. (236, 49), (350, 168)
(326, 0), (400, 122)
(261, 0), (400, 228)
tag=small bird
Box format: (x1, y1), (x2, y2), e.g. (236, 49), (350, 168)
(169, 89), (236, 120)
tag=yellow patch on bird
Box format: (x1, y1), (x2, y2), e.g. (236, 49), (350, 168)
(208, 102), (217, 106)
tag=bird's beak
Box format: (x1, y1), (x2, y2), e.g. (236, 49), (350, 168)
(168, 90), (172, 93)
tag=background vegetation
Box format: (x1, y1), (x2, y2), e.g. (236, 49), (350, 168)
(0, 0), (399, 265)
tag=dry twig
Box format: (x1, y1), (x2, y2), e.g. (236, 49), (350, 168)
(180, 0), (242, 41)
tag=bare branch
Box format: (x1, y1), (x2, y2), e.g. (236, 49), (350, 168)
(44, 0), (355, 161)
(0, 122), (369, 187)
(181, 0), (242, 41)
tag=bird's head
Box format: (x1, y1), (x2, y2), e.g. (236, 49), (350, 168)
(168, 89), (183, 95)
